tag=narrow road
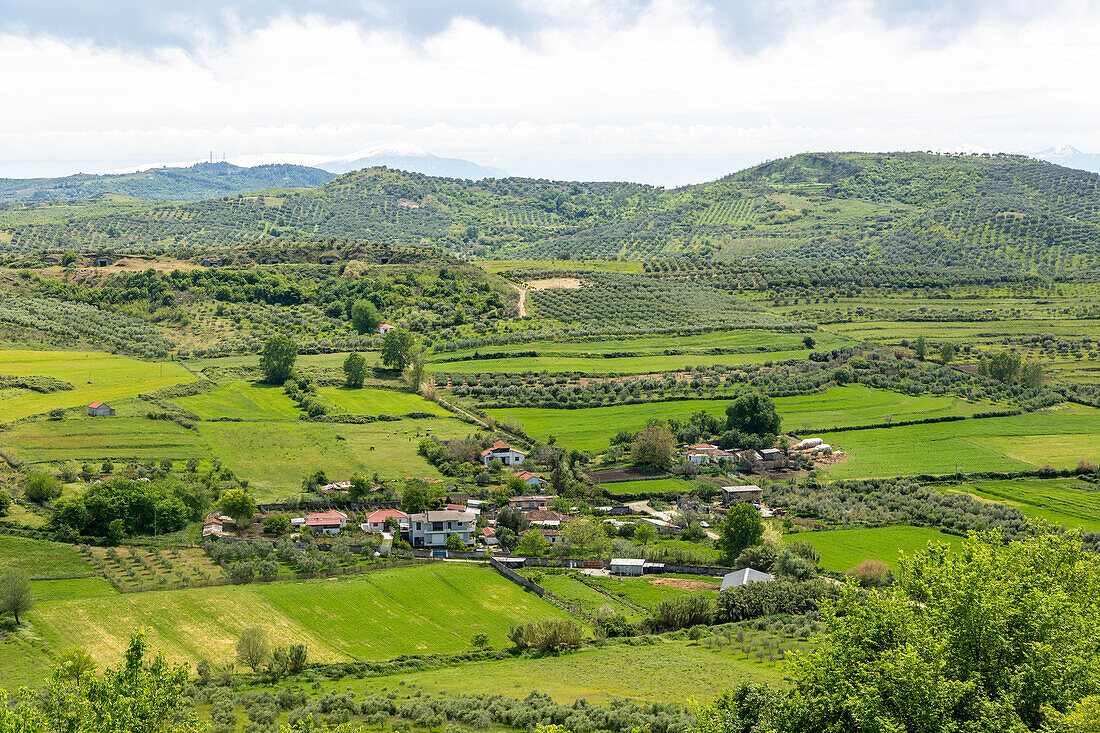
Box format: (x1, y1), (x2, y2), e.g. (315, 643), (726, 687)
(508, 281), (527, 317)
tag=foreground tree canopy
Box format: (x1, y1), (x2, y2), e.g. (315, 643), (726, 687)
(693, 529), (1100, 733)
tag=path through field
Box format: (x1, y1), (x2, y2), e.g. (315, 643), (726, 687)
(508, 281), (527, 317)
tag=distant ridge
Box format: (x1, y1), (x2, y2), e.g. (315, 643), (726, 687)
(1033, 145), (1100, 175)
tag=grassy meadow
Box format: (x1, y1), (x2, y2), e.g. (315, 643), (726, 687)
(949, 478), (1100, 532)
(15, 563), (569, 684)
(0, 349), (192, 422)
(318, 386), (449, 416)
(4, 417), (211, 463)
(783, 525), (958, 572)
(171, 381), (302, 420)
(817, 405), (1100, 479)
(0, 535), (93, 576)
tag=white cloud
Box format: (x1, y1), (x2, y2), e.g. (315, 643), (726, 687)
(1, 0), (1098, 184)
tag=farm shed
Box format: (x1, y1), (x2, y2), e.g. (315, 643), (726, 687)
(87, 402), (116, 417)
(721, 485), (763, 506)
(720, 568), (776, 590)
(610, 558), (646, 576)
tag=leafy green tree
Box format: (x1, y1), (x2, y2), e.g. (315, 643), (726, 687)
(23, 469), (60, 503)
(263, 514), (291, 535)
(802, 335), (816, 349)
(405, 346), (427, 392)
(725, 393), (781, 438)
(0, 570), (33, 625)
(30, 630), (202, 733)
(633, 522), (657, 546)
(1020, 361), (1045, 389)
(516, 529), (551, 557)
(561, 520), (610, 558)
(716, 503), (763, 564)
(914, 335), (927, 360)
(348, 472), (372, 501)
(401, 479), (432, 514)
(61, 250), (77, 267)
(989, 351), (1022, 384)
(219, 489), (257, 530)
(342, 352), (367, 387)
(940, 342), (956, 364)
(350, 299), (382, 334)
(107, 518), (126, 545)
(0, 489), (10, 517)
(55, 648), (97, 681)
(381, 329), (416, 371)
(236, 626), (271, 672)
(259, 334), (297, 384)
(446, 533), (466, 552)
(630, 425), (676, 468)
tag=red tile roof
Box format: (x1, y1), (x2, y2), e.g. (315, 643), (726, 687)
(481, 439), (516, 456)
(515, 470), (542, 481)
(88, 402), (103, 408)
(365, 509), (406, 523)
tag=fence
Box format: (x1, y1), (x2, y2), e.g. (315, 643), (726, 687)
(488, 557), (592, 621)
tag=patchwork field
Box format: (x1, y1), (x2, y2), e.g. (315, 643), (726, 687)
(0, 349), (192, 422)
(3, 417), (211, 463)
(491, 385), (997, 452)
(171, 381), (301, 420)
(783, 525), (958, 572)
(950, 478), (1100, 533)
(197, 417), (474, 500)
(817, 405), (1100, 479)
(319, 386), (449, 416)
(18, 563), (569, 682)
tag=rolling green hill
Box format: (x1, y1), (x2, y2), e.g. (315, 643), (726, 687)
(0, 161), (334, 203)
(1, 153), (1097, 279)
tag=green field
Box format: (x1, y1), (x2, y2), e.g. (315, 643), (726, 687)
(172, 381), (302, 420)
(522, 570), (646, 621)
(319, 386), (449, 416)
(599, 478), (695, 496)
(491, 385), (997, 452)
(4, 417), (211, 463)
(824, 318), (1100, 344)
(585, 574), (719, 610)
(783, 525), (957, 572)
(818, 405), (1100, 479)
(197, 417), (475, 500)
(951, 478), (1100, 532)
(0, 535), (93, 576)
(434, 349), (820, 376)
(356, 638), (785, 702)
(18, 563), (569, 683)
(0, 350), (192, 422)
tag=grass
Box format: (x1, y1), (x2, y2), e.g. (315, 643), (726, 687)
(171, 381), (301, 420)
(30, 577), (118, 602)
(949, 478), (1100, 532)
(20, 563), (570, 680)
(599, 478), (696, 496)
(521, 570), (645, 621)
(433, 349), (819, 376)
(319, 386), (449, 417)
(89, 546), (226, 591)
(817, 405), (1100, 479)
(783, 526), (958, 572)
(354, 637), (787, 703)
(3, 418), (211, 463)
(198, 417), (475, 501)
(0, 535), (93, 576)
(490, 385), (995, 452)
(584, 574), (719, 610)
(0, 350), (192, 422)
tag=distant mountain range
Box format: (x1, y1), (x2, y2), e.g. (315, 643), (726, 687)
(0, 144), (506, 203)
(1031, 145), (1100, 175)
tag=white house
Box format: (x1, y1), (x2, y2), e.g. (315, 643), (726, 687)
(610, 558), (646, 576)
(377, 323), (396, 334)
(720, 568), (775, 590)
(87, 402), (116, 417)
(303, 510), (348, 535)
(407, 509), (476, 548)
(508, 495), (556, 511)
(683, 443), (733, 465)
(481, 440), (526, 467)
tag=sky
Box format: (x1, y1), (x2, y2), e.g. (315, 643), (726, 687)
(1, 0), (1099, 185)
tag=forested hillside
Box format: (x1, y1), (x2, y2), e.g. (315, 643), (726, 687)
(2, 153), (1098, 278)
(0, 162), (335, 202)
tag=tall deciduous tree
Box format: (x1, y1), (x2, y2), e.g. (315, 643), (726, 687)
(381, 329), (416, 371)
(715, 503), (763, 564)
(561, 519), (610, 558)
(989, 351), (1022, 384)
(631, 425), (676, 468)
(342, 352), (367, 388)
(219, 489), (257, 530)
(725, 393), (782, 439)
(516, 529), (551, 557)
(940, 342), (956, 364)
(0, 570), (33, 625)
(259, 334), (297, 384)
(236, 626), (271, 672)
(349, 299), (382, 334)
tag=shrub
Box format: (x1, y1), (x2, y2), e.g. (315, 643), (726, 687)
(648, 594), (714, 632)
(847, 559), (894, 588)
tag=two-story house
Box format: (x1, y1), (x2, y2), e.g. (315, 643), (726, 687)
(481, 440), (526, 467)
(407, 509), (476, 547)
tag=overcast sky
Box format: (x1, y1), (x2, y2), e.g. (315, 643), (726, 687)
(1, 0), (1098, 185)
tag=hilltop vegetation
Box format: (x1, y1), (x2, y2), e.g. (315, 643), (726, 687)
(2, 153), (1098, 279)
(0, 161), (334, 203)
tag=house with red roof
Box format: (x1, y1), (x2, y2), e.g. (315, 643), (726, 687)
(480, 526), (498, 546)
(87, 402), (116, 417)
(481, 440), (526, 467)
(362, 509), (407, 533)
(514, 470), (546, 488)
(303, 509), (348, 535)
(377, 323), (396, 334)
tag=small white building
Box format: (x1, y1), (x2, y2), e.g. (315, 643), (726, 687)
(303, 510), (348, 535)
(87, 402), (116, 417)
(362, 509), (407, 533)
(720, 568), (776, 590)
(721, 485), (763, 506)
(407, 509), (476, 548)
(481, 440), (526, 467)
(610, 558), (646, 576)
(378, 323), (396, 334)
